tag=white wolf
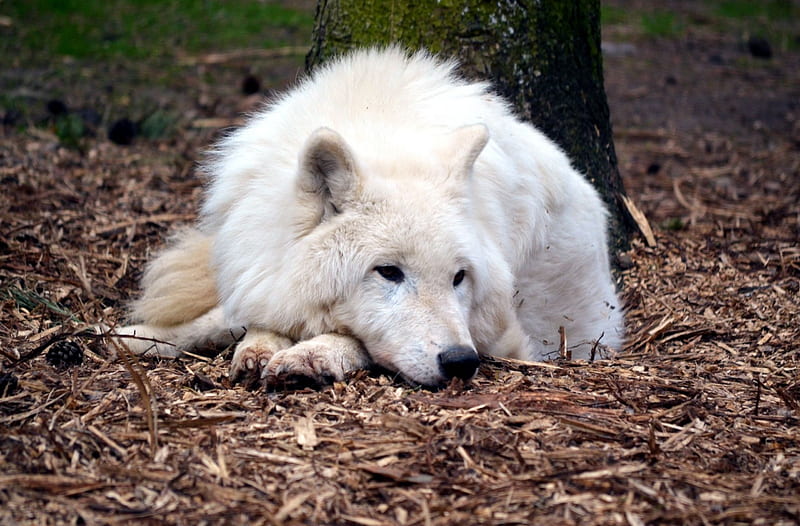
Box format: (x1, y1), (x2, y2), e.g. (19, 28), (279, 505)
(115, 47), (623, 387)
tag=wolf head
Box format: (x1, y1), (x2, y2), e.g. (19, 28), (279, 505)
(295, 125), (493, 386)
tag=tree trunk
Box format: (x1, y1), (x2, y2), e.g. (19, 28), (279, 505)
(307, 0), (635, 257)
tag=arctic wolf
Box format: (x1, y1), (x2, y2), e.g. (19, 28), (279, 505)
(116, 47), (623, 387)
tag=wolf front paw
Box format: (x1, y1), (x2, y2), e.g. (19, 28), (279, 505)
(262, 334), (371, 389)
(229, 331), (293, 384)
(263, 343), (344, 388)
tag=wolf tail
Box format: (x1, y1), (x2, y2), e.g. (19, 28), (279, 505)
(129, 228), (218, 327)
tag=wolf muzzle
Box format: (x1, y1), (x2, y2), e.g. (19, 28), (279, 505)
(437, 345), (480, 381)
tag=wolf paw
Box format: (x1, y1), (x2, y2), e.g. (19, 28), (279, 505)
(262, 335), (370, 389)
(229, 331), (293, 384)
(263, 344), (344, 388)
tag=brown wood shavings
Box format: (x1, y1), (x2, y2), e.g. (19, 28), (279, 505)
(2, 25), (800, 526)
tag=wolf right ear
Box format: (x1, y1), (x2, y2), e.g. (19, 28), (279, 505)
(445, 124), (490, 179)
(298, 127), (360, 217)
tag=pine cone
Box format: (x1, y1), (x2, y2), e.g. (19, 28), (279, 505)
(46, 340), (84, 369)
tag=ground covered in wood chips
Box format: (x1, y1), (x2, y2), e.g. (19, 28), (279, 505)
(2, 8), (799, 526)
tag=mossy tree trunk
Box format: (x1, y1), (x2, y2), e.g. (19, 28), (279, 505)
(307, 0), (635, 257)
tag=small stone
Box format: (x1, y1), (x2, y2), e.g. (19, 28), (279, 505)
(747, 36), (772, 59)
(616, 253), (634, 270)
(3, 109), (22, 127)
(241, 74), (261, 95)
(46, 99), (68, 116)
(108, 118), (137, 145)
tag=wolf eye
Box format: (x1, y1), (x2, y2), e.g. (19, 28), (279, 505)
(453, 269), (466, 287)
(375, 265), (404, 283)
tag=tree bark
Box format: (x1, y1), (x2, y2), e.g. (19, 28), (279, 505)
(307, 0), (635, 257)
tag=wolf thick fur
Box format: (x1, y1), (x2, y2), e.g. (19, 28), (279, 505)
(120, 47), (623, 386)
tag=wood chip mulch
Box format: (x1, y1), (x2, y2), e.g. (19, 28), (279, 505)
(2, 68), (799, 526)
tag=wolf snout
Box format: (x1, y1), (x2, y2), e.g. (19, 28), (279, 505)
(437, 345), (480, 381)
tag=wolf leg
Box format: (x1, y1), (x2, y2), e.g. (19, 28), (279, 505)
(262, 333), (371, 387)
(103, 323), (183, 357)
(110, 306), (244, 357)
(229, 329), (293, 383)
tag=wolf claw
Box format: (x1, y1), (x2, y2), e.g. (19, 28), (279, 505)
(229, 331), (292, 384)
(262, 344), (347, 387)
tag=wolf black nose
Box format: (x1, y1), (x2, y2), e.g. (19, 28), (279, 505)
(438, 346), (480, 381)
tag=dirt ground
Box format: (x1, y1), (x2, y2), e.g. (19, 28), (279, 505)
(1, 5), (799, 526)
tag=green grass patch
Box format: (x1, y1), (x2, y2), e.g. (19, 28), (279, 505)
(3, 285), (80, 323)
(601, 7), (685, 39)
(139, 110), (177, 140)
(714, 0), (799, 51)
(716, 0), (796, 21)
(54, 113), (86, 149)
(0, 94), (30, 130)
(2, 0), (313, 62)
(602, 2), (797, 48)
(640, 11), (683, 38)
(662, 217), (686, 232)
(601, 5), (630, 26)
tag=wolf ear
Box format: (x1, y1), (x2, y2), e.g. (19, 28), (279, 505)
(446, 124), (490, 178)
(298, 127), (359, 215)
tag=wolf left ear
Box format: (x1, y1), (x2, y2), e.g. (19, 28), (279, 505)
(446, 124), (490, 177)
(298, 127), (360, 215)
